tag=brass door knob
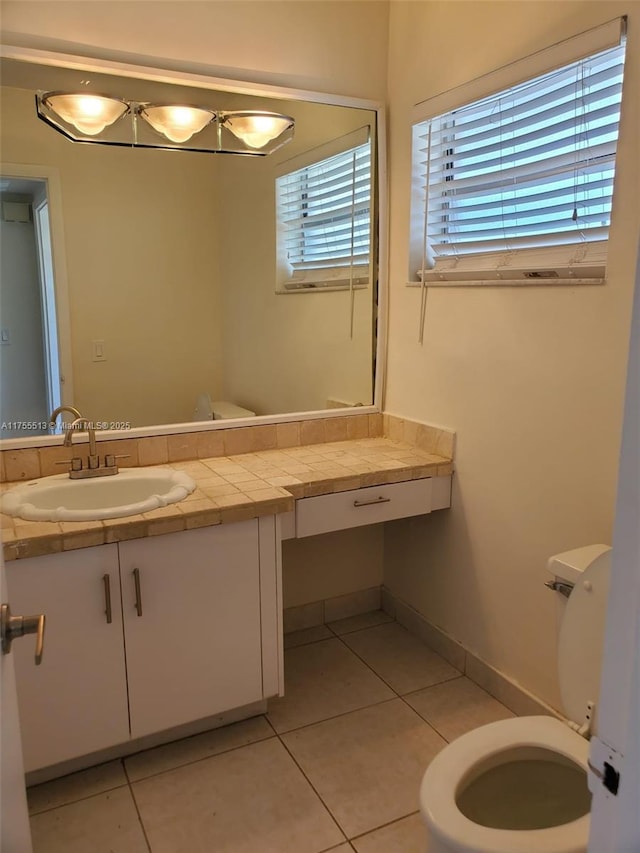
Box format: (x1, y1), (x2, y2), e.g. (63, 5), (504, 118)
(1, 603), (46, 665)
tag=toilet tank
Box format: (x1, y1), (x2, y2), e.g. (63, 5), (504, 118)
(546, 544), (611, 584)
(211, 401), (256, 420)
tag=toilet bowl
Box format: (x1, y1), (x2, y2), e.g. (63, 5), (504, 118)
(193, 393), (255, 421)
(420, 545), (611, 853)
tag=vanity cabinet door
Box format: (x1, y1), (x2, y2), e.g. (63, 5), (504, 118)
(119, 521), (264, 740)
(6, 546), (130, 772)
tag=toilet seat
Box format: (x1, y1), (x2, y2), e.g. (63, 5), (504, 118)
(420, 715), (590, 853)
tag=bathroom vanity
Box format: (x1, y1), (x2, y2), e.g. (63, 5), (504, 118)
(2, 433), (452, 775)
(6, 519), (281, 773)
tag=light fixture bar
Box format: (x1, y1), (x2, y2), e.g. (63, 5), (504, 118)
(36, 92), (295, 156)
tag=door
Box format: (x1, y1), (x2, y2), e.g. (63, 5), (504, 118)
(120, 522), (264, 739)
(7, 546), (130, 771)
(588, 242), (640, 849)
(0, 552), (33, 853)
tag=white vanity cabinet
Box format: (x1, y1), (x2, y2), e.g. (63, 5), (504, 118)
(6, 517), (283, 773)
(6, 545), (130, 772)
(119, 521), (264, 739)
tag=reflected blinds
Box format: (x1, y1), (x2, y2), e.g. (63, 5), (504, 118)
(277, 140), (371, 288)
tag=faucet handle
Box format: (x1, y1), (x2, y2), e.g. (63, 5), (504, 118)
(104, 454), (129, 468)
(55, 458), (83, 471)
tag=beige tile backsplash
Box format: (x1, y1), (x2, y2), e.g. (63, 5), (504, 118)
(0, 413), (388, 484)
(0, 414), (455, 482)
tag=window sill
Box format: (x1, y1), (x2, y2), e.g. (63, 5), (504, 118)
(406, 277), (606, 288)
(276, 282), (369, 295)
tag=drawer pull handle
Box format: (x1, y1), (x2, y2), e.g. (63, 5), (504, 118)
(133, 568), (143, 617)
(353, 496), (391, 508)
(102, 574), (112, 624)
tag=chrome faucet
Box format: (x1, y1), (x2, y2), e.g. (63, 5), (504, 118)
(49, 405), (83, 432)
(64, 417), (98, 459)
(58, 417), (126, 479)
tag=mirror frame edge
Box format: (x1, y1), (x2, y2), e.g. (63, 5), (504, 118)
(0, 43), (388, 451)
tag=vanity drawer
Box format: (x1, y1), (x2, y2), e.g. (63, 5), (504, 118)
(296, 478), (433, 538)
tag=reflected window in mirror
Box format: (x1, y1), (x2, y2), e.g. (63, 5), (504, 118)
(275, 127), (372, 293)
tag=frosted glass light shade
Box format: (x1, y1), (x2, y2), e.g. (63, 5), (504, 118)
(43, 93), (129, 135)
(139, 105), (215, 143)
(223, 112), (294, 149)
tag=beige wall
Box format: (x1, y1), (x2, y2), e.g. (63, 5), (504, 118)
(0, 0), (389, 101)
(283, 526), (384, 609)
(384, 0), (640, 708)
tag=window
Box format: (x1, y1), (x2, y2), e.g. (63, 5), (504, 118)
(276, 128), (372, 291)
(410, 20), (626, 285)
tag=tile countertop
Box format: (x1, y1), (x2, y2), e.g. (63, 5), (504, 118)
(1, 438), (453, 562)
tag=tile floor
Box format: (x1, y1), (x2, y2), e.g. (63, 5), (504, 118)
(27, 611), (516, 852)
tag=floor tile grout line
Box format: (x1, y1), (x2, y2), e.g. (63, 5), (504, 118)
(323, 631), (465, 745)
(325, 613), (394, 639)
(399, 673), (463, 699)
(334, 626), (465, 699)
(319, 842), (357, 853)
(397, 692), (454, 745)
(271, 695), (400, 738)
(30, 720), (280, 803)
(121, 728), (277, 785)
(285, 614), (393, 648)
(331, 632), (404, 698)
(27, 781), (130, 817)
(332, 627), (461, 699)
(125, 773), (153, 853)
(349, 808), (422, 844)
(276, 731), (349, 846)
(27, 757), (130, 817)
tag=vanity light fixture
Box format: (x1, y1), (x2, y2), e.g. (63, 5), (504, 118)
(36, 92), (295, 156)
(41, 92), (129, 136)
(221, 111), (295, 149)
(137, 104), (215, 143)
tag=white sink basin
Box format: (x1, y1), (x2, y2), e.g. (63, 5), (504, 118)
(1, 468), (196, 522)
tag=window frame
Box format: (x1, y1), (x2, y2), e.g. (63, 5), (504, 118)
(408, 17), (626, 287)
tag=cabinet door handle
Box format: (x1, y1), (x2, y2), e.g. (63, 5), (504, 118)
(353, 496), (391, 508)
(132, 568), (143, 617)
(102, 574), (112, 624)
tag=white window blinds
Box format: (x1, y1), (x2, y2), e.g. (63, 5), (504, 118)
(410, 24), (626, 284)
(276, 134), (371, 290)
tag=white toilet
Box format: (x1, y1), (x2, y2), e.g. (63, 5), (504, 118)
(420, 544), (612, 853)
(193, 393), (255, 421)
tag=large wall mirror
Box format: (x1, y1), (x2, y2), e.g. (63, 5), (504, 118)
(0, 49), (382, 445)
